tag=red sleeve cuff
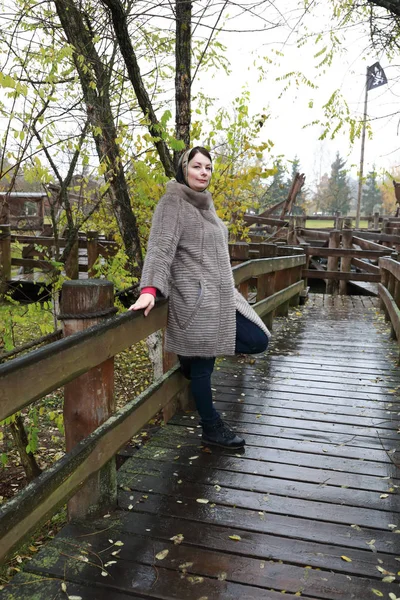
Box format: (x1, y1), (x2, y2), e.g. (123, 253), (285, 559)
(141, 287), (157, 298)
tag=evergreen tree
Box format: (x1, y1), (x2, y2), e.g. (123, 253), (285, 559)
(320, 152), (352, 215)
(362, 168), (382, 215)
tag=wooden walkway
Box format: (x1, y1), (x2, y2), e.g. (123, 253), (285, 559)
(3, 294), (400, 600)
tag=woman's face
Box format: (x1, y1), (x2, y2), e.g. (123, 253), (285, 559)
(187, 153), (212, 191)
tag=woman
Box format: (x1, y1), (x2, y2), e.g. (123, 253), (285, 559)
(130, 147), (270, 448)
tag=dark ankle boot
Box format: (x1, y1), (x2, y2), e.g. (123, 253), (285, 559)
(202, 418), (245, 448)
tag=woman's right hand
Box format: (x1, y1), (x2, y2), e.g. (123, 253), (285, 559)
(128, 293), (155, 317)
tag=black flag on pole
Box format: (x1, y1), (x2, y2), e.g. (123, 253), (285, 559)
(367, 62), (387, 91)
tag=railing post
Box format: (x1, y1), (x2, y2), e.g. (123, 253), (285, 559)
(289, 247), (305, 306)
(339, 229), (353, 295)
(334, 211), (341, 229)
(229, 242), (249, 299)
(87, 231), (99, 278)
(382, 218), (391, 248)
(388, 271), (397, 339)
(287, 217), (296, 245)
(380, 267), (389, 320)
(256, 243), (277, 330)
(65, 235), (79, 280)
(60, 279), (116, 520)
(374, 212), (380, 230)
(301, 243), (310, 294)
(0, 224), (11, 295)
(326, 230), (340, 295)
(343, 217), (353, 229)
(274, 249), (291, 317)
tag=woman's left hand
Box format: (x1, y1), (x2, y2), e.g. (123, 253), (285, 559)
(128, 293), (155, 317)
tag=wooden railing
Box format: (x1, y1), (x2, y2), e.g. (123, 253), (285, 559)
(379, 257), (400, 348)
(0, 251), (306, 562)
(0, 224), (118, 285)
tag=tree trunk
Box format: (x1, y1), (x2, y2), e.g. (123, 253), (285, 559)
(9, 415), (42, 482)
(100, 0), (175, 178)
(174, 0), (192, 168)
(53, 0), (143, 278)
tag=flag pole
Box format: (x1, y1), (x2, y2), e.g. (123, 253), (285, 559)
(355, 68), (368, 229)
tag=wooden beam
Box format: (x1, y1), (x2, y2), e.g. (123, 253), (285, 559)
(302, 270), (380, 282)
(11, 258), (54, 271)
(0, 367), (188, 563)
(298, 229), (330, 240)
(379, 256), (400, 280)
(232, 255), (306, 285)
(351, 258), (380, 274)
(302, 246), (391, 259)
(378, 283), (400, 341)
(352, 236), (385, 252)
(355, 231), (400, 244)
(244, 215), (289, 227)
(253, 280), (304, 317)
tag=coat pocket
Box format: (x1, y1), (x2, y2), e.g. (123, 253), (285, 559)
(169, 277), (205, 330)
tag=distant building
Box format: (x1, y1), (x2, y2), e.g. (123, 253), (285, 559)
(0, 192), (46, 229)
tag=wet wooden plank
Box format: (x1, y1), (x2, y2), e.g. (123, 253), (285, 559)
(119, 463), (400, 519)
(117, 470), (400, 530)
(133, 417), (396, 464)
(0, 572), (142, 599)
(18, 521), (399, 600)
(213, 397), (400, 422)
(120, 427), (398, 478)
(121, 443), (399, 491)
(18, 531), (319, 600)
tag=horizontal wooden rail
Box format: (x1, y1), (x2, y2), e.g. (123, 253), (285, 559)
(352, 236), (386, 252)
(378, 283), (400, 341)
(244, 215), (288, 227)
(352, 258), (380, 274)
(11, 235), (118, 249)
(0, 302), (168, 421)
(11, 258), (54, 271)
(355, 231), (400, 244)
(302, 270), (380, 282)
(379, 256), (400, 280)
(253, 280), (304, 317)
(0, 367), (187, 563)
(232, 254), (306, 285)
(298, 229), (330, 240)
(302, 247), (391, 259)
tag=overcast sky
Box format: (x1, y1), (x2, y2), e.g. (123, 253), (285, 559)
(194, 2), (400, 189)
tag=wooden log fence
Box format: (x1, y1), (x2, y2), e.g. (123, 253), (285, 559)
(0, 251), (306, 563)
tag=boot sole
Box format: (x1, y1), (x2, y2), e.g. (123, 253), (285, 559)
(202, 438), (245, 449)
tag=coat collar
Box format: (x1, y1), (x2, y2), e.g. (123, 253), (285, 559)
(166, 181), (212, 210)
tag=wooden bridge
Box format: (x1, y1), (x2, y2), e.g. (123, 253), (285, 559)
(1, 253), (400, 599)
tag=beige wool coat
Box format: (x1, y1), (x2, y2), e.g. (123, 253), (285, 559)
(140, 181), (270, 357)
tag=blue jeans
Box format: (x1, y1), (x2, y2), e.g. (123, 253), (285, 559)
(179, 311), (269, 424)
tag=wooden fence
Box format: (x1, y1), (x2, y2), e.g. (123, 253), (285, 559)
(379, 256), (400, 353)
(241, 231), (397, 296)
(0, 225), (118, 286)
(0, 250), (306, 563)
